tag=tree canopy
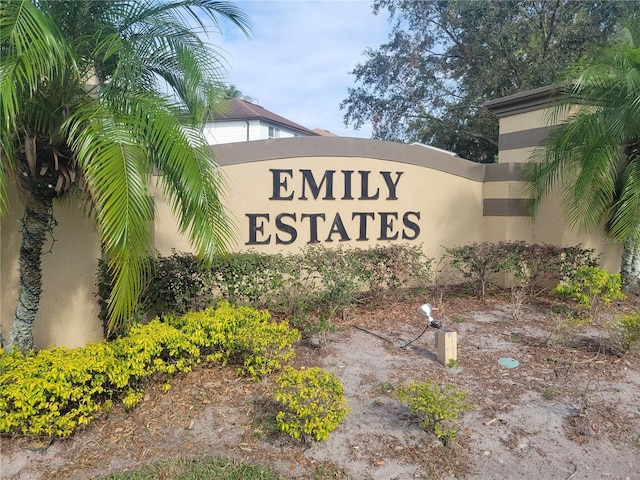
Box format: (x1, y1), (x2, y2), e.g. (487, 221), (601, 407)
(342, 0), (639, 162)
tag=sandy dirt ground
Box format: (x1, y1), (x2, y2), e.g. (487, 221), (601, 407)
(1, 292), (639, 479)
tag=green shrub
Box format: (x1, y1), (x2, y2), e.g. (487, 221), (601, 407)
(554, 267), (625, 319)
(445, 241), (598, 301)
(142, 251), (214, 316)
(556, 245), (600, 281)
(110, 319), (202, 387)
(267, 253), (318, 324)
(210, 252), (289, 308)
(274, 366), (350, 441)
(350, 243), (433, 293)
(500, 242), (597, 297)
(394, 380), (469, 445)
(97, 252), (213, 338)
(295, 244), (433, 330)
(0, 303), (300, 438)
(300, 245), (369, 321)
(497, 242), (597, 320)
(0, 343), (115, 437)
(444, 242), (505, 299)
(97, 246), (434, 336)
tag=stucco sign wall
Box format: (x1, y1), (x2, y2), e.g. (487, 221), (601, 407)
(2, 135), (624, 350)
(154, 137), (489, 258)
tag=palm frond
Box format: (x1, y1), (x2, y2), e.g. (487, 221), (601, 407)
(609, 151), (640, 239)
(116, 0), (252, 39)
(0, 0), (74, 214)
(140, 98), (235, 259)
(96, 8), (229, 121)
(64, 97), (156, 331)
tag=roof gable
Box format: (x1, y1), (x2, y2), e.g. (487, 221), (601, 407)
(211, 98), (319, 136)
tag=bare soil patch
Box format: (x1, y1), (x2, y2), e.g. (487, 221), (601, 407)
(2, 291), (639, 479)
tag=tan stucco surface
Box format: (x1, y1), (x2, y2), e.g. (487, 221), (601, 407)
(499, 108), (554, 134)
(498, 147), (537, 164)
(1, 185), (102, 349)
(489, 98), (623, 273)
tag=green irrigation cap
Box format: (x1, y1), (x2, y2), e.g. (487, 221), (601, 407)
(498, 357), (519, 369)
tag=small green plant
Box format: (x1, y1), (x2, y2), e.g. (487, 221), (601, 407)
(314, 316), (336, 338)
(452, 315), (465, 323)
(375, 381), (395, 394)
(542, 385), (558, 400)
(554, 267), (625, 319)
(312, 464), (354, 480)
(274, 366), (350, 441)
(609, 313), (640, 354)
(447, 358), (458, 368)
(394, 380), (469, 445)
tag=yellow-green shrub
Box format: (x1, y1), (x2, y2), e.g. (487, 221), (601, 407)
(554, 267), (625, 318)
(0, 303), (299, 438)
(165, 302), (300, 379)
(0, 343), (115, 437)
(108, 319), (201, 387)
(394, 380), (469, 445)
(274, 366), (350, 441)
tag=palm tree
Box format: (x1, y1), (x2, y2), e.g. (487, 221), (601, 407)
(525, 17), (640, 290)
(0, 0), (250, 351)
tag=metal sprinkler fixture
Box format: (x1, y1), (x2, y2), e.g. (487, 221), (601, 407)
(419, 304), (456, 365)
(417, 303), (442, 329)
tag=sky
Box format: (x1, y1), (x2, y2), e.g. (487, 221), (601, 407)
(212, 0), (392, 138)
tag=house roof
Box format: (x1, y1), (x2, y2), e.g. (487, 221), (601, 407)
(211, 98), (320, 136)
(312, 128), (338, 137)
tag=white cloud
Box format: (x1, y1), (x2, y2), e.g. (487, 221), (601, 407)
(212, 0), (391, 137)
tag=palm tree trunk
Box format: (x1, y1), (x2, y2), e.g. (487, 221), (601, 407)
(8, 194), (55, 352)
(620, 238), (640, 292)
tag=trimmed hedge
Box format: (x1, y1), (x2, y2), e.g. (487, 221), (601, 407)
(99, 245), (435, 337)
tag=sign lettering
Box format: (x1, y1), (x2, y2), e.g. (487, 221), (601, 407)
(248, 168), (420, 246)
